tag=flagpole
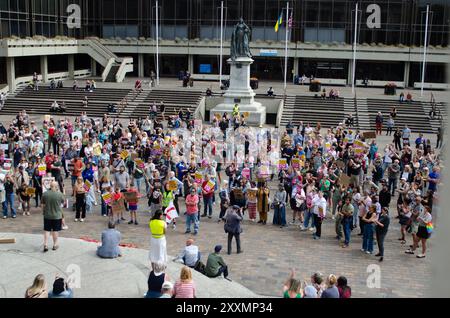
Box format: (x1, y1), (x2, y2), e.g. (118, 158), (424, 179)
(283, 2), (289, 92)
(219, 1), (224, 89)
(155, 0), (160, 86)
(421, 4), (430, 97)
(351, 2), (358, 96)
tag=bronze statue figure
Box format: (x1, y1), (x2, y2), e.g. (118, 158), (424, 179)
(230, 18), (252, 61)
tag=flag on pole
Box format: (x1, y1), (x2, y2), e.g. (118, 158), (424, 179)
(288, 11), (293, 28)
(164, 202), (179, 224)
(274, 12), (283, 32)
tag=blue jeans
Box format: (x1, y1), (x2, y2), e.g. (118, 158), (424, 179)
(273, 204), (286, 226)
(186, 213), (199, 233)
(203, 196), (213, 216)
(134, 177), (144, 193)
(343, 217), (352, 245)
(3, 193), (16, 217)
(362, 223), (374, 253)
(303, 208), (313, 228)
(145, 290), (162, 298)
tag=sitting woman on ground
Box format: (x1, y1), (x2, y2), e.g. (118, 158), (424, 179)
(173, 266), (196, 299)
(282, 269), (302, 298)
(25, 274), (48, 298)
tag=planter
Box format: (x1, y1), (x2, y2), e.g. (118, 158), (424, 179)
(309, 82), (321, 92)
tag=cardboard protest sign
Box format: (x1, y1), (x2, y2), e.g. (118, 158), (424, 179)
(102, 193), (112, 205)
(247, 188), (257, 200)
(354, 140), (365, 149)
(42, 177), (55, 193)
(232, 188), (245, 201)
(354, 148), (365, 154)
(111, 196), (125, 215)
(340, 174), (351, 187)
(215, 113), (222, 120)
(0, 144), (8, 151)
(363, 131), (377, 139)
(123, 191), (138, 203)
(72, 131), (82, 141)
(168, 180), (178, 191)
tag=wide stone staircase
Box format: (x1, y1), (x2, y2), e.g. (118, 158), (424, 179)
(0, 86), (131, 118)
(280, 95), (349, 128)
(362, 98), (438, 133)
(132, 89), (204, 119)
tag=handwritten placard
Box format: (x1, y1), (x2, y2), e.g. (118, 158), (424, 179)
(292, 158), (300, 169)
(135, 158), (145, 169)
(278, 159), (287, 170)
(203, 180), (215, 193)
(241, 168), (250, 179)
(42, 177), (55, 193)
(123, 191), (138, 203)
(83, 180), (92, 192)
(26, 187), (36, 196)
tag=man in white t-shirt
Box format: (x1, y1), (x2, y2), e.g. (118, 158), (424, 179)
(312, 191), (327, 240)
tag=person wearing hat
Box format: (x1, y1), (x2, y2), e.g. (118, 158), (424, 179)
(48, 276), (73, 298)
(160, 281), (174, 298)
(205, 245), (230, 281)
(224, 205), (243, 254)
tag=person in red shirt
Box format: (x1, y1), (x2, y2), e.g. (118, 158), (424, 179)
(111, 187), (124, 224)
(71, 156), (84, 195)
(201, 174), (215, 218)
(185, 187), (199, 235)
(48, 123), (56, 154)
(45, 151), (55, 171)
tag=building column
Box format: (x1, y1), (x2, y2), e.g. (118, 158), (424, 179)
(293, 57), (299, 80)
(6, 57), (16, 93)
(347, 59), (353, 86)
(403, 61), (410, 88)
(91, 59), (97, 77)
(40, 55), (48, 83)
(68, 54), (75, 79)
(188, 54), (194, 73)
(138, 53), (144, 78)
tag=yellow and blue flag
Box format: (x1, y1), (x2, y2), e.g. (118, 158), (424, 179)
(274, 13), (283, 32)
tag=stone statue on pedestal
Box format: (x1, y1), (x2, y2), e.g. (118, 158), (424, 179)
(230, 18), (252, 61)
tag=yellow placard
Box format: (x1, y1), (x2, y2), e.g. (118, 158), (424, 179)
(120, 150), (129, 160)
(354, 148), (364, 154)
(168, 180), (178, 191)
(26, 187), (36, 196)
(215, 113), (222, 120)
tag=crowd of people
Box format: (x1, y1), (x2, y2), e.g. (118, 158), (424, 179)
(0, 85), (443, 298)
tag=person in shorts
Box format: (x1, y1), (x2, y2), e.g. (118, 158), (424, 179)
(42, 182), (65, 252)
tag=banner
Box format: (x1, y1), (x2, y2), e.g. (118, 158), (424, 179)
(42, 177), (55, 193)
(102, 193), (112, 205)
(165, 202), (179, 224)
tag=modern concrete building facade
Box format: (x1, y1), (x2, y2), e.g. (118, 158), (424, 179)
(0, 0), (449, 92)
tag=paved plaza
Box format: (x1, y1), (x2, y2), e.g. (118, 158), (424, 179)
(0, 121), (436, 298)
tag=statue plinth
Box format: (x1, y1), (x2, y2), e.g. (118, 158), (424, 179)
(210, 57), (266, 126)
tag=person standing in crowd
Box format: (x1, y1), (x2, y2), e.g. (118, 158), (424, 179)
(201, 174), (215, 219)
(42, 182), (65, 252)
(361, 205), (377, 254)
(257, 182), (270, 225)
(375, 207), (390, 262)
(2, 175), (16, 219)
(272, 183), (287, 227)
(73, 177), (86, 222)
(405, 206), (433, 258)
(375, 112), (383, 135)
(224, 205), (243, 255)
(312, 191), (327, 240)
(340, 196), (354, 248)
(185, 187), (199, 235)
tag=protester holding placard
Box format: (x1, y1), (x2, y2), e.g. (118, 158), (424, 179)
(257, 182), (270, 225)
(17, 182), (31, 216)
(74, 177), (87, 222)
(162, 182), (176, 229)
(201, 174), (215, 219)
(124, 185), (142, 225)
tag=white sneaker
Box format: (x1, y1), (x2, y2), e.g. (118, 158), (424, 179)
(172, 224), (176, 230)
(299, 225), (305, 231)
(332, 216), (335, 220)
(80, 219), (85, 222)
(2, 216), (7, 219)
(308, 227), (315, 232)
(74, 219), (79, 222)
(289, 221), (296, 225)
(62, 225), (69, 230)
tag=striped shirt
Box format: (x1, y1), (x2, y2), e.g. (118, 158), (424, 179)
(173, 280), (196, 298)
